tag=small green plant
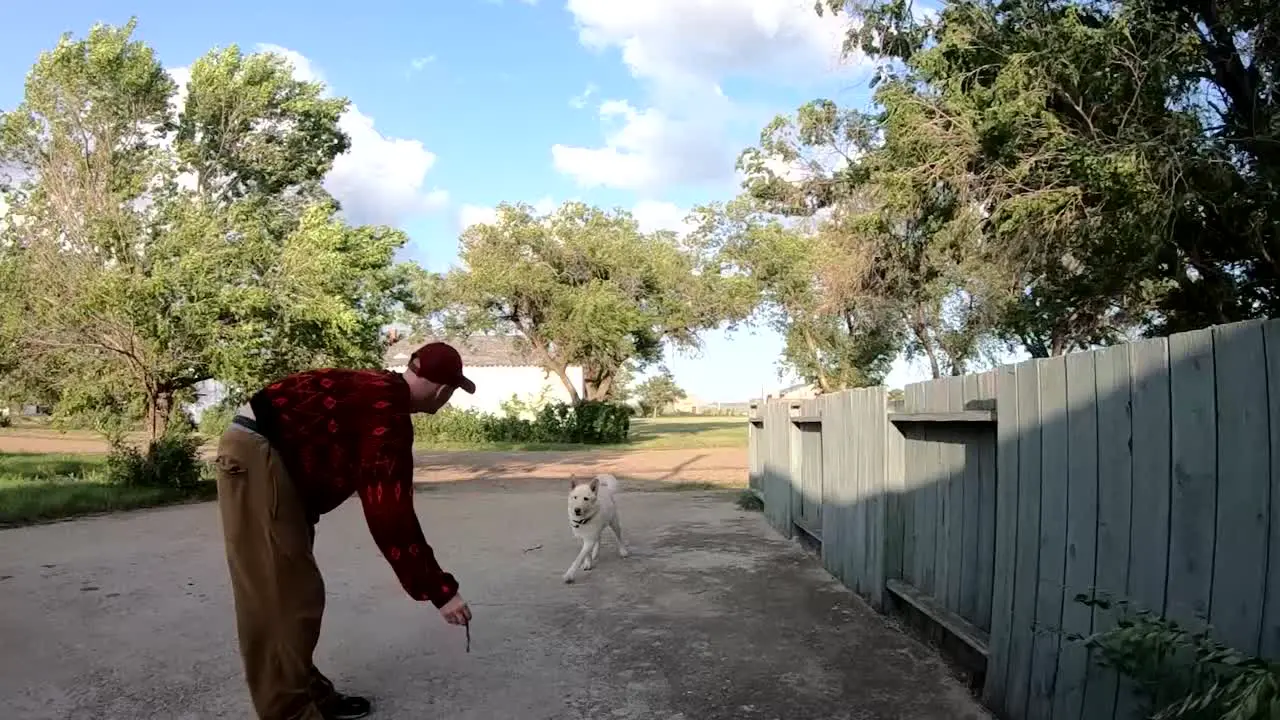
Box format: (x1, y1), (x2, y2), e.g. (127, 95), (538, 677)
(106, 427), (205, 489)
(735, 489), (764, 511)
(1071, 593), (1280, 720)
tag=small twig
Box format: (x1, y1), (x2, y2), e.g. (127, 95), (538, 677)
(464, 621), (471, 653)
(522, 544), (543, 553)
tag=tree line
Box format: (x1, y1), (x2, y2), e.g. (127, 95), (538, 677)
(1, 4), (1275, 435)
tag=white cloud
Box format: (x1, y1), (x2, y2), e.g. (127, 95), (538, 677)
(567, 0), (851, 88)
(408, 55), (436, 74)
(630, 200), (692, 234)
(569, 82), (598, 109)
(551, 99), (729, 190)
(555, 0), (865, 190)
(457, 204), (498, 229)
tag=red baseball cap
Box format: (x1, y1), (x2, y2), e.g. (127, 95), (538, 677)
(410, 342), (476, 394)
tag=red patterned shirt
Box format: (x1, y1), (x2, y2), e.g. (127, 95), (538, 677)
(248, 368), (458, 608)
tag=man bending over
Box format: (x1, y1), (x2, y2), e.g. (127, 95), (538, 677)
(214, 342), (476, 719)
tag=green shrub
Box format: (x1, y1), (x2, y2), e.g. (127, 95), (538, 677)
(413, 401), (631, 445)
(106, 428), (205, 489)
(1071, 593), (1280, 720)
(534, 401), (630, 444)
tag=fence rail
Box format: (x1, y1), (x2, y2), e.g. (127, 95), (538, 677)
(748, 318), (1280, 720)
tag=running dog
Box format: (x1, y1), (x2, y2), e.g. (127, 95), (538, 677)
(563, 473), (629, 583)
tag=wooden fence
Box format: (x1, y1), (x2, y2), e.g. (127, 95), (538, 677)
(747, 319), (1280, 720)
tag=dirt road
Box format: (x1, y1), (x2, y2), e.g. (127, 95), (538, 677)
(0, 430), (749, 485)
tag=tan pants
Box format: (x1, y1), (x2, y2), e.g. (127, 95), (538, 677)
(215, 424), (333, 720)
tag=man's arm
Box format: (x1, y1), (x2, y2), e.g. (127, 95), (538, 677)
(358, 426), (458, 608)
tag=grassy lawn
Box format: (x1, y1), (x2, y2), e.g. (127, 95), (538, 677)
(0, 452), (216, 527)
(415, 415), (748, 453)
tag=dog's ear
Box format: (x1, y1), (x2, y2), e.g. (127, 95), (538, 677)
(588, 476), (599, 492)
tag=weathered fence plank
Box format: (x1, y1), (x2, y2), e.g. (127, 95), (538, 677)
(1127, 336), (1172, 618)
(1209, 320), (1269, 656)
(1028, 356), (1069, 719)
(884, 398), (907, 589)
(1006, 359), (1043, 720)
(1081, 345), (1133, 720)
(1263, 320), (1280, 659)
(1166, 327), (1217, 628)
(820, 392), (849, 587)
(1051, 350), (1099, 720)
(864, 388), (888, 609)
(975, 371), (998, 633)
(762, 400), (793, 537)
(983, 363), (1020, 715)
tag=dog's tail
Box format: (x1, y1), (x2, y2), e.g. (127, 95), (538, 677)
(597, 473), (619, 494)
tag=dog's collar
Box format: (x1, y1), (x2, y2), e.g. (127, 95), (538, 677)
(571, 511), (597, 528)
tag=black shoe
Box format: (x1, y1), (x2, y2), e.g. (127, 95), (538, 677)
(318, 693), (371, 720)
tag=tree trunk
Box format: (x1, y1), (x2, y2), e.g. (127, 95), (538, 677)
(523, 334), (581, 404)
(148, 388), (172, 441)
(801, 326), (831, 392)
(583, 361), (617, 402)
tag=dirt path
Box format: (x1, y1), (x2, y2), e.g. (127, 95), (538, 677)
(0, 431), (748, 486)
(0, 488), (988, 719)
(413, 447), (747, 486)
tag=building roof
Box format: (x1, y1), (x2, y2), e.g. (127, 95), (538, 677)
(383, 335), (542, 368)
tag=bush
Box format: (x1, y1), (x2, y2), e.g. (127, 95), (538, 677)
(106, 428), (205, 489)
(1071, 593), (1280, 720)
(535, 401), (630, 444)
(413, 401), (631, 446)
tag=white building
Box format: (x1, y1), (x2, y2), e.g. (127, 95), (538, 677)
(385, 335), (586, 416)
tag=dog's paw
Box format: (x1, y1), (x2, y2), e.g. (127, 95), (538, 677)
(582, 560), (593, 571)
(619, 548), (630, 558)
(562, 573), (576, 584)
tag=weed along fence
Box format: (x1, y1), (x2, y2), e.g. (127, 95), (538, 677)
(747, 318), (1280, 720)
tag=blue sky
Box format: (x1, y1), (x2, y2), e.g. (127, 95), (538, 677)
(0, 0), (945, 401)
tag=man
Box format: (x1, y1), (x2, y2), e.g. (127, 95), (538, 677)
(214, 342), (476, 720)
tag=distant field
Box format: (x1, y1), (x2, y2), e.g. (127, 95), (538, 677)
(0, 415), (750, 455)
(0, 453), (215, 527)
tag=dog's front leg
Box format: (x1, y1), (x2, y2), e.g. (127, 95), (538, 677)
(563, 538), (594, 583)
(610, 516), (630, 558)
(587, 539), (600, 569)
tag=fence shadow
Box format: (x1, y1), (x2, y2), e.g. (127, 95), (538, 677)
(749, 318), (1280, 720)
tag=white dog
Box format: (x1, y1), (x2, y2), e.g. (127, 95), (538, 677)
(563, 473), (630, 583)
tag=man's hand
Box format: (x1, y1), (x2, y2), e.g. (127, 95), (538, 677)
(439, 594), (471, 626)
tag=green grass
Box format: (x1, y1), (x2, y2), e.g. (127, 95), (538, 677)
(0, 452), (216, 527)
(414, 415), (749, 452)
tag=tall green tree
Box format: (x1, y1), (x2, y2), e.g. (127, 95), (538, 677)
(817, 0), (1279, 349)
(634, 370), (686, 418)
(735, 86), (1004, 376)
(0, 20), (422, 436)
(440, 201), (755, 403)
(687, 199), (901, 390)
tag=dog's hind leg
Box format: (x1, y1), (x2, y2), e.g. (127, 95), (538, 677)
(610, 516), (630, 558)
(563, 539), (593, 583)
